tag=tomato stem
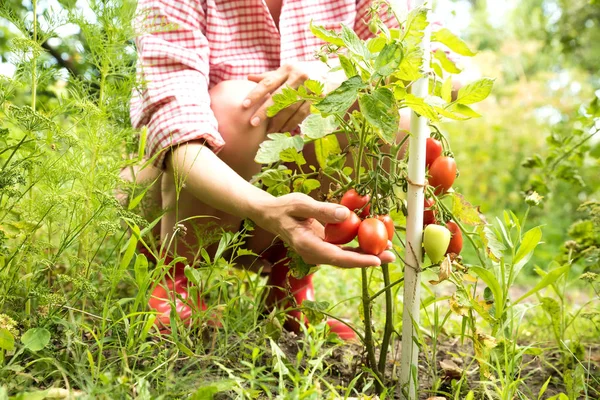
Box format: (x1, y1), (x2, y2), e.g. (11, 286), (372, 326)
(360, 267), (383, 390)
(378, 263), (394, 374)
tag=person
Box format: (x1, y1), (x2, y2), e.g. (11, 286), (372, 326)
(128, 0), (413, 340)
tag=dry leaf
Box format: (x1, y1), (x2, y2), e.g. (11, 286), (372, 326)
(439, 359), (463, 380)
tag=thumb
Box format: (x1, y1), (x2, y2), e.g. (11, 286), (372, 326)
(290, 197), (350, 223)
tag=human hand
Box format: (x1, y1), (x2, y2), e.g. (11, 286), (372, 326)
(243, 64), (311, 134)
(253, 193), (396, 268)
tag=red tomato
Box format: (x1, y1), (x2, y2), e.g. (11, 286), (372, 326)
(376, 215), (395, 240)
(324, 211), (361, 245)
(428, 156), (457, 195)
(423, 198), (436, 226)
(340, 189), (370, 218)
(358, 218), (388, 255)
(426, 137), (443, 168)
(445, 220), (463, 255)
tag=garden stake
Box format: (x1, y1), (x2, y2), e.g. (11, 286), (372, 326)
(398, 0), (431, 398)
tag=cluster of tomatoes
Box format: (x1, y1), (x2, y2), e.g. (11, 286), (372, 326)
(423, 137), (463, 263)
(324, 189), (393, 255)
(323, 137), (465, 263)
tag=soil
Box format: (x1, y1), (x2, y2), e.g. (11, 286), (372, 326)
(272, 330), (600, 399)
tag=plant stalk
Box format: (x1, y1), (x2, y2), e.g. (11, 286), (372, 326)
(378, 263), (394, 374)
(361, 268), (383, 391)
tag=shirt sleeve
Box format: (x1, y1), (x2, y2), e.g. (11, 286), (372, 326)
(130, 0), (224, 169)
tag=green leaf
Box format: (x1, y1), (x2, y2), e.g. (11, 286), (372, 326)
(515, 264), (569, 304)
(0, 328), (15, 351)
(134, 253), (149, 288)
(514, 226), (543, 267)
(455, 78), (494, 105)
(470, 266), (504, 319)
(314, 135), (341, 170)
(303, 79), (324, 96)
(315, 75), (366, 116)
(358, 88), (399, 143)
(541, 297), (562, 343)
(341, 24), (369, 59)
(434, 49), (461, 73)
(301, 300), (330, 325)
(128, 174), (161, 211)
(338, 55), (357, 78)
(21, 328), (51, 352)
(441, 76), (453, 103)
(309, 21), (344, 47)
(403, 94), (439, 121)
(403, 6), (429, 45)
(431, 28), (476, 56)
(293, 178), (320, 194)
(450, 103), (482, 118)
(394, 46), (423, 81)
(255, 133), (304, 164)
(280, 147), (306, 166)
(483, 225), (506, 260)
(451, 193), (486, 226)
(375, 42), (403, 77)
(267, 87), (301, 118)
(300, 114), (339, 140)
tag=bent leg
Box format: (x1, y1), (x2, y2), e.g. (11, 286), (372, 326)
(161, 80), (276, 270)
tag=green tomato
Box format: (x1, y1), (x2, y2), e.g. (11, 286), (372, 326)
(423, 224), (451, 263)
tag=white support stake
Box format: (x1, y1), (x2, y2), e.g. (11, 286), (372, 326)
(399, 0), (431, 398)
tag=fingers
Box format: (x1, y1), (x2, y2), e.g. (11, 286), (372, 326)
(298, 236), (383, 268)
(243, 72), (288, 112)
(267, 100), (304, 133)
(284, 193), (349, 223)
(279, 101), (310, 133)
(245, 65), (309, 128)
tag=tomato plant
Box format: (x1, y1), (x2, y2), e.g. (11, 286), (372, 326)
(324, 211), (361, 245)
(428, 156), (457, 195)
(445, 220), (463, 255)
(425, 137), (443, 168)
(340, 189), (371, 218)
(358, 218), (388, 255)
(423, 224), (451, 263)
(376, 214), (395, 240)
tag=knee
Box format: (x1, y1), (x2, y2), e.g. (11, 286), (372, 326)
(209, 80), (268, 141)
(209, 80), (269, 177)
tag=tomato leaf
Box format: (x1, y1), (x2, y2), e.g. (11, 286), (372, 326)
(309, 21), (344, 47)
(375, 42), (403, 77)
(482, 225), (506, 260)
(300, 114), (339, 140)
(315, 75), (366, 116)
(338, 54), (358, 78)
(431, 28), (476, 56)
(267, 87), (301, 118)
(341, 24), (370, 59)
(441, 76), (453, 103)
(450, 103), (482, 118)
(394, 46), (423, 81)
(21, 328), (51, 352)
(0, 328), (15, 351)
(403, 93), (439, 121)
(255, 133), (304, 164)
(314, 134), (341, 170)
(358, 88), (399, 144)
(293, 178), (320, 194)
(402, 6), (429, 45)
(455, 78), (494, 105)
(451, 193), (486, 226)
(434, 49), (461, 73)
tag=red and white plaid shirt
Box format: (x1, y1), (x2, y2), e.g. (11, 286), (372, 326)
(131, 0), (405, 168)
